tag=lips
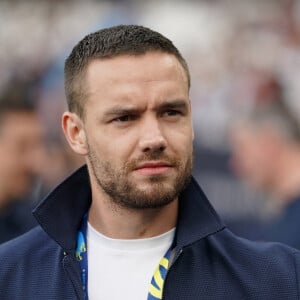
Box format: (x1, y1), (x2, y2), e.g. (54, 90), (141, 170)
(134, 161), (173, 175)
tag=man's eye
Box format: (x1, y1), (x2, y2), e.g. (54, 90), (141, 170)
(113, 115), (134, 122)
(164, 110), (181, 117)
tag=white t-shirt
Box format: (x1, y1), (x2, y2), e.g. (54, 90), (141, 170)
(87, 223), (175, 300)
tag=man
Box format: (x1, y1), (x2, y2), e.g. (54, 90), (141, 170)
(1, 25), (300, 300)
(229, 78), (300, 248)
(0, 80), (45, 243)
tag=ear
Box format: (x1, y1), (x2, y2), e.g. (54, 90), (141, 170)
(62, 112), (88, 155)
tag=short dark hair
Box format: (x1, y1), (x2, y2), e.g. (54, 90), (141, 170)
(64, 24), (190, 118)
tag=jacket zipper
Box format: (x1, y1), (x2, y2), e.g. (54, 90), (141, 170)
(63, 251), (85, 300)
(162, 247), (183, 300)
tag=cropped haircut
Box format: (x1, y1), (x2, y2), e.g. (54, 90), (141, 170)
(64, 25), (190, 118)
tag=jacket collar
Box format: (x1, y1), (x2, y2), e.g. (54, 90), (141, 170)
(176, 177), (225, 248)
(33, 165), (92, 251)
(33, 165), (224, 251)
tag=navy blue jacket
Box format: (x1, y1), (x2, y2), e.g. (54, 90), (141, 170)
(262, 195), (300, 249)
(1, 166), (300, 299)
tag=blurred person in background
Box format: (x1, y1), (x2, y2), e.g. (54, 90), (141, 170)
(0, 79), (45, 243)
(229, 74), (300, 249)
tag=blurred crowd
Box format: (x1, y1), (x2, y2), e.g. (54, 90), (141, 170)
(1, 0), (300, 247)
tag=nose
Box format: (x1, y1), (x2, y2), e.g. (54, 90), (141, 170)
(138, 116), (167, 154)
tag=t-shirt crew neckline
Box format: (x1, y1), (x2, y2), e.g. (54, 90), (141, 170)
(87, 222), (175, 251)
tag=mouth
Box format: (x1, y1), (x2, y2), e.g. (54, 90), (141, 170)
(133, 161), (173, 176)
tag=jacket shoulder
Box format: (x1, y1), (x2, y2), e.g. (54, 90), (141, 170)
(0, 226), (61, 274)
(0, 226), (56, 253)
(0, 226), (79, 299)
(167, 229), (300, 299)
(210, 229), (300, 295)
(214, 228), (300, 257)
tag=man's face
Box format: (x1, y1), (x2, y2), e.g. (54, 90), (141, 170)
(0, 112), (45, 199)
(81, 51), (194, 209)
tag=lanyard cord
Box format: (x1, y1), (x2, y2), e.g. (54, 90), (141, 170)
(75, 214), (89, 300)
(148, 246), (172, 300)
(75, 214), (173, 300)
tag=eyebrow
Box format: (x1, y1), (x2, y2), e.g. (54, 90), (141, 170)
(157, 99), (189, 111)
(103, 107), (141, 118)
(103, 99), (189, 118)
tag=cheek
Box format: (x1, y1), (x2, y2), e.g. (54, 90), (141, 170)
(166, 134), (193, 164)
(109, 127), (141, 151)
(169, 130), (193, 155)
(89, 134), (134, 167)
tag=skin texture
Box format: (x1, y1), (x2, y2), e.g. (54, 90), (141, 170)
(63, 51), (194, 238)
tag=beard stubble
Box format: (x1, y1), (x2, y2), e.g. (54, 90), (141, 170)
(87, 143), (193, 210)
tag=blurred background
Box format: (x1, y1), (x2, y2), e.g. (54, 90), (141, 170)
(1, 0), (300, 246)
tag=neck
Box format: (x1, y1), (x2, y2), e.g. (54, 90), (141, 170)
(88, 188), (178, 240)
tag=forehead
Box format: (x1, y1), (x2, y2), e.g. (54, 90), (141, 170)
(85, 52), (188, 94)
